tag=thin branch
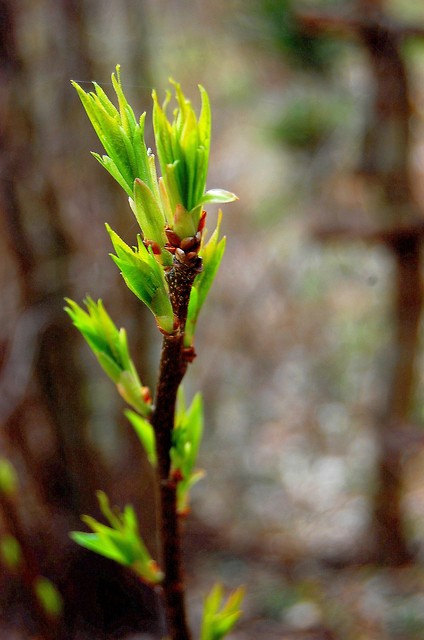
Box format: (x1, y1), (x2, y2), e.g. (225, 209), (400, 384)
(151, 255), (201, 640)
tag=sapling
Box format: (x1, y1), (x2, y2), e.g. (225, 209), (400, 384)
(66, 66), (244, 640)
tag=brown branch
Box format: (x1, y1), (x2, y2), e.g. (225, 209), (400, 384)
(151, 255), (201, 640)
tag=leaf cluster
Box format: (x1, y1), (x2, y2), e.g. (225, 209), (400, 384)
(201, 584), (245, 640)
(126, 387), (205, 516)
(65, 298), (152, 415)
(71, 491), (163, 586)
(72, 67), (236, 336)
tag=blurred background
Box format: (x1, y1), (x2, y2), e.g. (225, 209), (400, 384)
(2, 0), (424, 638)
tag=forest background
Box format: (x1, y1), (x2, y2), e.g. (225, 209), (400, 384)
(2, 0), (424, 638)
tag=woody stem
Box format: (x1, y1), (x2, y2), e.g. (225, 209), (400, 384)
(151, 255), (201, 640)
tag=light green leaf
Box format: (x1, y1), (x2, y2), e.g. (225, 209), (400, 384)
(201, 584), (245, 640)
(92, 153), (133, 197)
(185, 214), (226, 346)
(0, 535), (22, 569)
(133, 178), (168, 251)
(71, 492), (163, 585)
(199, 189), (238, 206)
(0, 459), (18, 496)
(125, 410), (157, 466)
(106, 225), (174, 333)
(33, 577), (63, 619)
(172, 390), (204, 514)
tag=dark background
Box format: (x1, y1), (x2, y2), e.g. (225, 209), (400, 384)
(2, 0), (424, 638)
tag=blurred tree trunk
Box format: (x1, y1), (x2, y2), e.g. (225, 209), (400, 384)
(298, 1), (424, 565)
(357, 13), (421, 566)
(0, 0), (161, 637)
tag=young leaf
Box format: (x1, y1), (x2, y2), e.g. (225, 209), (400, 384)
(132, 178), (169, 259)
(0, 458), (18, 496)
(171, 389), (205, 514)
(199, 189), (238, 206)
(0, 535), (22, 570)
(125, 410), (157, 466)
(106, 225), (175, 334)
(185, 212), (226, 346)
(71, 491), (163, 586)
(65, 297), (152, 416)
(201, 584), (245, 640)
(33, 577), (63, 619)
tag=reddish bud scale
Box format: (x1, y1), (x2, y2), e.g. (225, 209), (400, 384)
(171, 468), (184, 483)
(165, 227), (181, 247)
(141, 386), (152, 404)
(198, 211), (207, 233)
(180, 236), (198, 252)
(143, 239), (162, 255)
(182, 346), (196, 363)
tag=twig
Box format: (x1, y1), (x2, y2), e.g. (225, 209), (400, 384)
(151, 256), (201, 640)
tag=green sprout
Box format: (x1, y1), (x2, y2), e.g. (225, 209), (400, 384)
(172, 388), (205, 515)
(0, 458), (18, 497)
(65, 297), (152, 416)
(71, 491), (163, 586)
(201, 583), (245, 640)
(69, 67), (242, 640)
(0, 534), (22, 570)
(33, 577), (63, 619)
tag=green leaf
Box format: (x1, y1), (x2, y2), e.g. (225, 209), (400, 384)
(92, 153), (133, 197)
(71, 492), (163, 585)
(72, 67), (161, 205)
(65, 297), (152, 416)
(132, 178), (168, 254)
(132, 114), (154, 189)
(106, 225), (174, 333)
(201, 584), (245, 640)
(153, 82), (214, 221)
(199, 189), (238, 206)
(72, 80), (135, 194)
(185, 213), (226, 346)
(172, 390), (205, 514)
(0, 535), (22, 569)
(125, 410), (157, 466)
(198, 84), (211, 153)
(117, 370), (152, 415)
(33, 577), (63, 619)
(111, 65), (137, 137)
(92, 81), (120, 118)
(0, 459), (18, 496)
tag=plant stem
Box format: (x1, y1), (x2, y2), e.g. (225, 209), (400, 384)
(151, 256), (201, 640)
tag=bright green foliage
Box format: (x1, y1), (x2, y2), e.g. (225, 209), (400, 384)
(65, 297), (152, 416)
(72, 66), (156, 199)
(0, 458), (18, 496)
(33, 576), (63, 619)
(201, 583), (245, 640)
(171, 388), (204, 515)
(125, 410), (157, 467)
(72, 68), (236, 254)
(125, 389), (204, 516)
(185, 211), (227, 347)
(72, 68), (237, 342)
(0, 534), (22, 569)
(106, 225), (175, 333)
(70, 69), (243, 633)
(153, 80), (237, 239)
(71, 491), (163, 586)
(131, 178), (172, 265)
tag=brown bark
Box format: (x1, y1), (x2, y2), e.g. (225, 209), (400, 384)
(150, 256), (201, 640)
